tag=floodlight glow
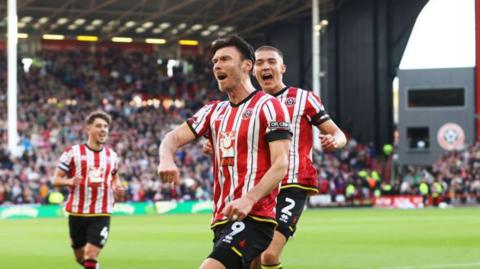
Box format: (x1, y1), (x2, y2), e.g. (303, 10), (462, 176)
(42, 34), (65, 40)
(77, 35), (98, 42)
(179, 39), (198, 46)
(112, 37), (133, 43)
(146, 38), (166, 44)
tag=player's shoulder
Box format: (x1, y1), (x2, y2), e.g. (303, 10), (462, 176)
(203, 99), (227, 111)
(289, 86), (301, 92)
(295, 87), (322, 102)
(105, 147), (118, 156)
(216, 99), (230, 107)
(290, 86), (312, 95)
(63, 144), (80, 153)
(206, 100), (221, 106)
(280, 86), (314, 99)
(261, 91), (284, 105)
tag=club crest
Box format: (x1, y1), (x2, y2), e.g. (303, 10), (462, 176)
(242, 108), (253, 119)
(285, 97), (296, 107)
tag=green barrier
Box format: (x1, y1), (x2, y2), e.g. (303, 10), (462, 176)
(113, 202), (157, 216)
(0, 201), (214, 220)
(0, 205), (62, 219)
(154, 200), (213, 214)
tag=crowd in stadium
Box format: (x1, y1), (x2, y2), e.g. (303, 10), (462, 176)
(0, 49), (478, 206)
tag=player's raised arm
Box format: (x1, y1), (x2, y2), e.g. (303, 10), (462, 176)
(305, 90), (347, 151)
(318, 119), (347, 151)
(158, 122), (197, 184)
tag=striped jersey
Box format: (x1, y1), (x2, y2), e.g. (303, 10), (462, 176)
(273, 86), (330, 192)
(187, 91), (291, 226)
(57, 144), (119, 215)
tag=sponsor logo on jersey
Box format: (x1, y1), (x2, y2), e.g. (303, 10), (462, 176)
(269, 121), (290, 131)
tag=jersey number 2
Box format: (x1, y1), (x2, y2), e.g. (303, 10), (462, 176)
(281, 197), (296, 216)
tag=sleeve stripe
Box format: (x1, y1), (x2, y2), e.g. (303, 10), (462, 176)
(317, 115), (331, 125)
(264, 100), (275, 121)
(58, 166), (69, 173)
(307, 94), (325, 112)
(194, 105), (211, 130)
(186, 120), (200, 139)
(187, 102), (217, 138)
(60, 162), (70, 167)
(59, 162), (69, 169)
(310, 111), (331, 125)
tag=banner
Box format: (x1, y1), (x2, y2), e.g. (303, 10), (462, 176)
(0, 205), (62, 219)
(0, 201), (213, 220)
(373, 195), (424, 209)
(309, 194), (373, 207)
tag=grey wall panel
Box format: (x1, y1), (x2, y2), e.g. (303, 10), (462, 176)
(398, 68), (475, 165)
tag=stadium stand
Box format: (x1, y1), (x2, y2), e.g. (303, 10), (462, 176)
(0, 50), (479, 206)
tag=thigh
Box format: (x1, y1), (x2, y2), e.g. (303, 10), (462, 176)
(276, 188), (308, 239)
(209, 218), (275, 269)
(69, 215), (87, 249)
(86, 216), (111, 248)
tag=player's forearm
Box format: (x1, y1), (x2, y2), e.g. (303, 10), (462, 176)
(112, 176), (122, 188)
(159, 125), (196, 163)
(159, 131), (180, 163)
(244, 156), (289, 204)
(333, 130), (347, 149)
(52, 177), (72, 187)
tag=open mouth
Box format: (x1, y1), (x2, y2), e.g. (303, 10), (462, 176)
(262, 74), (273, 82)
(217, 74), (228, 81)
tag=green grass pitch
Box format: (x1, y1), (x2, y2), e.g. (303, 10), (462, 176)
(1, 208), (480, 269)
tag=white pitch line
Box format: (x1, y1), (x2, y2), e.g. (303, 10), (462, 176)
(380, 262), (480, 269)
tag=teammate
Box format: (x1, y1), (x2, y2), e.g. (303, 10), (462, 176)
(52, 110), (125, 269)
(204, 45), (347, 269)
(157, 35), (291, 269)
(255, 46), (346, 269)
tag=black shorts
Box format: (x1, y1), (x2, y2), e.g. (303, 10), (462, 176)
(276, 187), (308, 239)
(68, 215), (111, 249)
(209, 217), (275, 269)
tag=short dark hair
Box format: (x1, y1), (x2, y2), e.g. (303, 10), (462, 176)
(256, 45), (284, 59)
(85, 110), (111, 125)
(210, 35), (255, 64)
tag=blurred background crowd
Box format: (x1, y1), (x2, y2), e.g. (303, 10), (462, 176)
(1, 49), (479, 206)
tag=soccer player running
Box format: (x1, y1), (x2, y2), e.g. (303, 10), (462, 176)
(157, 35), (292, 269)
(255, 46), (346, 269)
(52, 111), (125, 269)
(204, 46), (347, 268)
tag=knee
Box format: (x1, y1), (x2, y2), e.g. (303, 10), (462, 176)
(262, 249), (280, 265)
(199, 258), (226, 269)
(84, 249), (99, 260)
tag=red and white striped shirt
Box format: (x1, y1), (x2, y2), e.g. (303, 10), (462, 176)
(58, 144), (119, 215)
(187, 91), (291, 226)
(274, 87), (330, 192)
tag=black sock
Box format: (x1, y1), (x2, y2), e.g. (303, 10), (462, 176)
(83, 259), (97, 269)
(261, 263), (283, 269)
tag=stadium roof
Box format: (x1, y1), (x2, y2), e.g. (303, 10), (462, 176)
(0, 0), (336, 42)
